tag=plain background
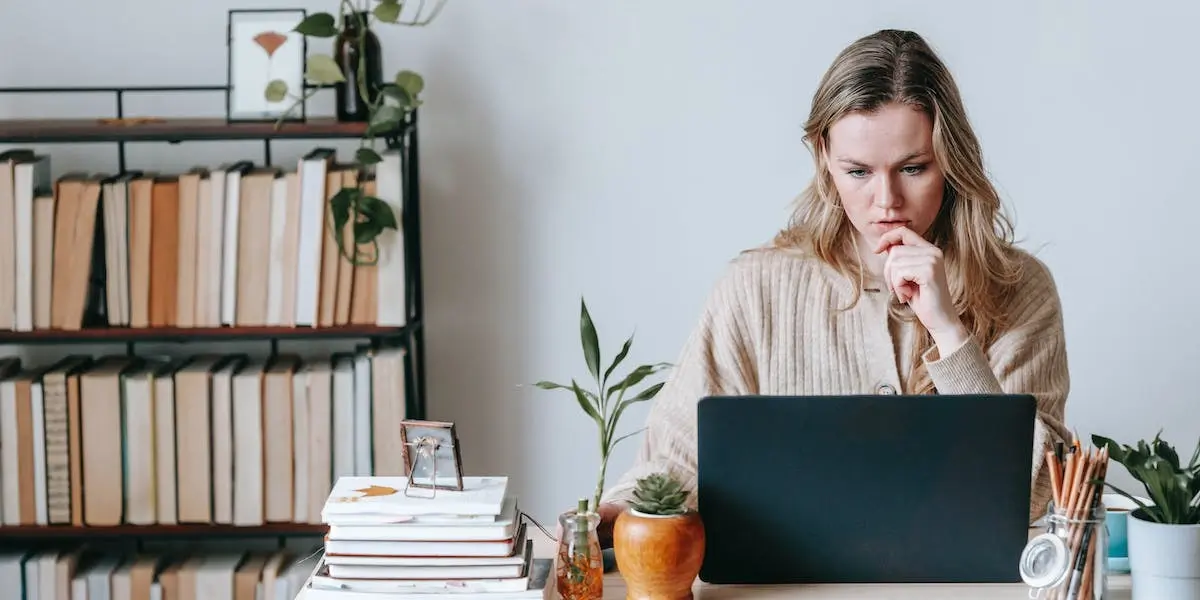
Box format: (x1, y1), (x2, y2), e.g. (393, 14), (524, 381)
(1, 0), (1196, 527)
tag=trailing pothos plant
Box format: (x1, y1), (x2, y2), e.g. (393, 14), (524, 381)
(266, 0), (445, 265)
(535, 298), (671, 512)
(1093, 432), (1200, 524)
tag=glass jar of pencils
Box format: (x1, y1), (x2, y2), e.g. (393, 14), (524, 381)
(556, 499), (603, 600)
(1021, 499), (1109, 599)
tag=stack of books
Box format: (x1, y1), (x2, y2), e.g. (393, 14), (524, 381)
(302, 475), (553, 599)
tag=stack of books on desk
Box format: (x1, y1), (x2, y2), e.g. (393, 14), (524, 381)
(302, 475), (553, 599)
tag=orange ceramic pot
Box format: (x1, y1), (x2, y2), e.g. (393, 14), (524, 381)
(612, 508), (705, 600)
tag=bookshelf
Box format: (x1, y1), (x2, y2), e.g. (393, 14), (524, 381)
(0, 84), (426, 542)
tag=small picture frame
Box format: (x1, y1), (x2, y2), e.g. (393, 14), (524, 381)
(400, 420), (465, 492)
(226, 8), (308, 122)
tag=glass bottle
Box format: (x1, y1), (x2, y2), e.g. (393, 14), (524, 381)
(334, 10), (384, 122)
(1021, 499), (1109, 599)
(556, 498), (602, 600)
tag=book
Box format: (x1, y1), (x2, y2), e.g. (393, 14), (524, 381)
(328, 497), (519, 541)
(304, 555), (552, 600)
(321, 476), (509, 520)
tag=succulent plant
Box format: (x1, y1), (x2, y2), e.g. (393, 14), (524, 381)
(630, 472), (690, 516)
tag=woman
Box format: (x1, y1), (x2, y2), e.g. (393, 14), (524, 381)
(595, 28), (1071, 545)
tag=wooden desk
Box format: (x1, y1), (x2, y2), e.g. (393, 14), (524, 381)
(297, 527), (1133, 599)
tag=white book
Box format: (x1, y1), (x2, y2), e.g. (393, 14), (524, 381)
(1, 379), (19, 525)
(232, 359), (267, 526)
(324, 527), (527, 567)
(313, 552), (532, 594)
(327, 497), (519, 540)
(304, 556), (552, 600)
(265, 176), (289, 325)
(195, 554), (244, 600)
(122, 370), (156, 525)
(220, 163), (251, 325)
(212, 359), (241, 524)
(13, 155), (49, 332)
(154, 364), (179, 525)
(331, 356), (355, 480)
(294, 148), (335, 326)
(374, 149), (406, 326)
(31, 380), (46, 525)
(292, 369), (310, 522)
(322, 476), (509, 520)
(352, 350), (372, 475)
(324, 524), (522, 558)
(22, 553), (39, 600)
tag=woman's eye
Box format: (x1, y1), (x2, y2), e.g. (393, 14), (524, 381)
(901, 165), (925, 175)
(847, 169), (867, 178)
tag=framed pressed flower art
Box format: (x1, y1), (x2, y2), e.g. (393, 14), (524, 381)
(226, 9), (308, 122)
(400, 419), (465, 493)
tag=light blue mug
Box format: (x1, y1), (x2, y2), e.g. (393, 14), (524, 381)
(1104, 493), (1149, 572)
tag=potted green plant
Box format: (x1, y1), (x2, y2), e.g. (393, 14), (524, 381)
(269, 0), (445, 266)
(613, 472), (705, 600)
(1092, 432), (1200, 599)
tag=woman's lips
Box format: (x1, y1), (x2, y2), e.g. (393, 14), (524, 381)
(873, 219), (911, 232)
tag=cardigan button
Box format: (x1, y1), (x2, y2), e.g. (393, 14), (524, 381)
(877, 383), (897, 395)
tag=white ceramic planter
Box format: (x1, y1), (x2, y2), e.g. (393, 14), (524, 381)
(1127, 509), (1200, 600)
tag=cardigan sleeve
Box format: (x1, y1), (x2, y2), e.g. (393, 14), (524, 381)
(600, 259), (761, 509)
(920, 255), (1072, 522)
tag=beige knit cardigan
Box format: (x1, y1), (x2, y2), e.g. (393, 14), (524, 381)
(600, 246), (1071, 524)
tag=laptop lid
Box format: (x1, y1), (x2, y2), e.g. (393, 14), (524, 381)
(696, 393), (1036, 585)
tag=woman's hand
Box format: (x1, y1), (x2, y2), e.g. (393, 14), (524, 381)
(596, 501), (625, 549)
(874, 226), (970, 354)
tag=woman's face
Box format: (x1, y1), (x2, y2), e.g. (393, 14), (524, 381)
(823, 102), (946, 253)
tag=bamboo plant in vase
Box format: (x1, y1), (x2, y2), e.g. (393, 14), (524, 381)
(535, 298), (670, 600)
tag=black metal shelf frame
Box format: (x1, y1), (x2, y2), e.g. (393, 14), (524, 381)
(0, 84), (427, 419)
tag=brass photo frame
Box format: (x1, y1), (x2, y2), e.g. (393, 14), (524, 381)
(400, 419), (464, 494)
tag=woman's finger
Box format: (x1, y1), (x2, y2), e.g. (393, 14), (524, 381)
(874, 226), (931, 253)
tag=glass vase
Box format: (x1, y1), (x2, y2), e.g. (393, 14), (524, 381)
(556, 501), (603, 600)
(333, 10), (384, 122)
(1021, 499), (1109, 599)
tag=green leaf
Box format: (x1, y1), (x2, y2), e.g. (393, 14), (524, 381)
(606, 362), (670, 398)
(570, 379), (604, 432)
(395, 70), (425, 97)
(264, 79), (288, 102)
(534, 380), (570, 391)
(295, 12), (339, 37)
(603, 334), (633, 387)
(368, 104), (404, 134)
(374, 0), (402, 23)
(306, 54), (345, 84)
(381, 84), (414, 108)
(1095, 432), (1200, 524)
(579, 298), (601, 382)
(354, 220), (383, 244)
(330, 187), (357, 233)
(610, 428), (645, 450)
(356, 147), (383, 165)
(605, 382), (664, 449)
(359, 196), (398, 230)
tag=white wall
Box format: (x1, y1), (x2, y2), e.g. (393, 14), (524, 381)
(2, 0), (1197, 526)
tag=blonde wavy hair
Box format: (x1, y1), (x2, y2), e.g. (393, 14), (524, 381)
(772, 29), (1025, 394)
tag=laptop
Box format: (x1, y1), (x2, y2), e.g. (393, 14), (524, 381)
(696, 393), (1036, 585)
